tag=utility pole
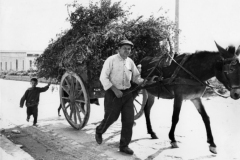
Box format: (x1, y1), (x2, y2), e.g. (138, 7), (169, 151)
(175, 0), (179, 53)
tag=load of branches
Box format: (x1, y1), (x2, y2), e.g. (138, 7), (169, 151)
(35, 0), (177, 84)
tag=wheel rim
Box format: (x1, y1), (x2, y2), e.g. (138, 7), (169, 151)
(60, 71), (90, 129)
(134, 89), (148, 120)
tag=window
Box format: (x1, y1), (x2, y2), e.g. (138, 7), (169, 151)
(16, 60), (18, 71)
(0, 62), (2, 70)
(10, 62), (12, 70)
(5, 62), (7, 70)
(30, 60), (32, 68)
(23, 60), (24, 70)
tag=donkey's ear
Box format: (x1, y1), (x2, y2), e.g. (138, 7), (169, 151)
(235, 45), (240, 56)
(226, 45), (235, 54)
(215, 41), (232, 58)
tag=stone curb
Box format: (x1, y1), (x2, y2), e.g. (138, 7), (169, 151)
(0, 134), (34, 160)
(2, 75), (49, 83)
(1, 75), (59, 85)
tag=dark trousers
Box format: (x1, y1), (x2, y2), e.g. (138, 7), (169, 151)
(96, 89), (134, 148)
(27, 106), (38, 124)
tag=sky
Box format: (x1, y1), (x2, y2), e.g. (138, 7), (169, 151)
(0, 0), (239, 53)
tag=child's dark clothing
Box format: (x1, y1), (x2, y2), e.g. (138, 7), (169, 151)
(27, 106), (38, 124)
(20, 85), (49, 124)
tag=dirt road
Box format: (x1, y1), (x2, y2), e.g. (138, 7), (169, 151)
(2, 122), (112, 160)
(1, 79), (240, 160)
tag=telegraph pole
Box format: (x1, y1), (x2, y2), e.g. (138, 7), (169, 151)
(175, 0), (179, 53)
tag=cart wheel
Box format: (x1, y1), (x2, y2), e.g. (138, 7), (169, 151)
(60, 71), (90, 129)
(134, 89), (148, 120)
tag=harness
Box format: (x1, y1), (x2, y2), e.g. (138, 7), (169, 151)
(143, 51), (240, 98)
(124, 39), (240, 99)
(163, 52), (227, 98)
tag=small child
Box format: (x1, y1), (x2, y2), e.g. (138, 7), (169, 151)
(20, 78), (51, 126)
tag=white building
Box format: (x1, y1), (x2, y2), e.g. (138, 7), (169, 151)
(0, 51), (42, 71)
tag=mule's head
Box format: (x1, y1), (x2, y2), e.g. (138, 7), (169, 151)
(215, 42), (240, 99)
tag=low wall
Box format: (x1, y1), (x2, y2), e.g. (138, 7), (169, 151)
(2, 75), (50, 83)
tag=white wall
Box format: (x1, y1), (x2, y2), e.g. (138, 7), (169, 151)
(0, 51), (41, 71)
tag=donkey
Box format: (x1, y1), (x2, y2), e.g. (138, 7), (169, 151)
(139, 42), (240, 154)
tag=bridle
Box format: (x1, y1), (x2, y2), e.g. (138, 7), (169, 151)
(161, 50), (240, 98)
(221, 57), (240, 90)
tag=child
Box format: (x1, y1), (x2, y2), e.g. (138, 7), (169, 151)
(20, 78), (51, 126)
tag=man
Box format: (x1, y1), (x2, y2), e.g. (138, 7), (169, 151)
(95, 40), (145, 155)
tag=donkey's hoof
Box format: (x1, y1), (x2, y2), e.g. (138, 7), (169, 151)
(151, 133), (158, 139)
(171, 142), (179, 148)
(209, 146), (217, 154)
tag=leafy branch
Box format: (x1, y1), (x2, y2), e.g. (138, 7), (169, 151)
(35, 0), (178, 84)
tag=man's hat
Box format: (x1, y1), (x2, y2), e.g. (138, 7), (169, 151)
(118, 40), (134, 47)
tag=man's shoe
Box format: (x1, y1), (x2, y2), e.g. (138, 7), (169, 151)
(95, 133), (102, 144)
(119, 147), (134, 155)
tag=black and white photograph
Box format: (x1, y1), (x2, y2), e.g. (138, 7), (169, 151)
(0, 0), (240, 159)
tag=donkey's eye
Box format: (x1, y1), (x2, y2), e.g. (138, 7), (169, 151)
(231, 60), (237, 65)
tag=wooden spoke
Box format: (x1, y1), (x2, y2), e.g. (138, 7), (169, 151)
(65, 104), (70, 109)
(75, 99), (86, 104)
(76, 108), (82, 124)
(79, 89), (83, 95)
(64, 78), (71, 90)
(62, 85), (70, 95)
(62, 97), (69, 100)
(75, 89), (83, 99)
(75, 103), (86, 115)
(134, 99), (141, 105)
(133, 104), (138, 113)
(133, 89), (148, 120)
(69, 105), (73, 120)
(73, 104), (77, 124)
(74, 103), (82, 124)
(69, 93), (74, 100)
(75, 78), (79, 90)
(71, 77), (75, 91)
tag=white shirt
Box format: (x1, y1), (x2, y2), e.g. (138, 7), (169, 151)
(100, 54), (144, 90)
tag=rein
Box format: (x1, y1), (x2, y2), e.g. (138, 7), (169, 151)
(122, 53), (165, 96)
(121, 39), (172, 97)
(164, 51), (231, 98)
(224, 72), (240, 90)
(123, 41), (239, 99)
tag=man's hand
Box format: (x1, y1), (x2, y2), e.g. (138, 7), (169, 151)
(20, 106), (23, 108)
(141, 76), (158, 87)
(148, 76), (158, 84)
(114, 89), (123, 98)
(111, 86), (123, 98)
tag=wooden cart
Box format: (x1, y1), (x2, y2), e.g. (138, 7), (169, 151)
(59, 70), (148, 130)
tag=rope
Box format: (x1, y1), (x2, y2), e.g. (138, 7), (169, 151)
(164, 48), (229, 98)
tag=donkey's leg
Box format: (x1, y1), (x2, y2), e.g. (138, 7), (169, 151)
(191, 98), (217, 154)
(144, 94), (158, 139)
(169, 96), (183, 148)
